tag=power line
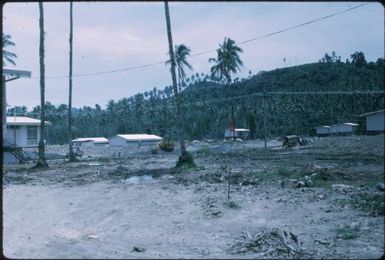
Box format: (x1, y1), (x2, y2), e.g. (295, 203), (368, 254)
(31, 2), (370, 80)
(32, 60), (167, 79)
(237, 3), (370, 46)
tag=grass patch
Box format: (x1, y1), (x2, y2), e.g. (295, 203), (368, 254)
(336, 224), (360, 240)
(274, 165), (311, 179)
(349, 193), (385, 216)
(276, 166), (294, 177)
(226, 200), (241, 209)
(308, 173), (332, 188)
(176, 151), (196, 169)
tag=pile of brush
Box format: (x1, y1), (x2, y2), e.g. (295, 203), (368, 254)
(228, 228), (302, 258)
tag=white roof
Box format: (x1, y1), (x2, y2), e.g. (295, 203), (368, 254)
(315, 125), (330, 128)
(116, 134), (162, 141)
(6, 116), (52, 126)
(234, 128), (250, 132)
(72, 137), (108, 143)
(331, 123), (359, 127)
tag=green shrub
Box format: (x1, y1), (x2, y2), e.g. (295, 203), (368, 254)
(276, 166), (293, 177)
(159, 139), (175, 152)
(226, 200), (241, 209)
(176, 151), (196, 168)
(349, 193), (385, 216)
(336, 224), (360, 240)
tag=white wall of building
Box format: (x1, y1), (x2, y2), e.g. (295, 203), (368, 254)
(330, 124), (356, 134)
(109, 136), (161, 147)
(366, 111), (384, 131)
(315, 127), (330, 135)
(109, 136), (126, 146)
(5, 125), (40, 147)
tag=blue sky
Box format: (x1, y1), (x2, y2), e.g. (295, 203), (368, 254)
(2, 1), (384, 109)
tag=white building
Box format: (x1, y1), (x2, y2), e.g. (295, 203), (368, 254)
(330, 123), (358, 135)
(359, 109), (385, 133)
(314, 125), (330, 136)
(4, 116), (51, 164)
(5, 116), (52, 147)
(224, 128), (250, 139)
(108, 134), (162, 147)
(72, 137), (109, 146)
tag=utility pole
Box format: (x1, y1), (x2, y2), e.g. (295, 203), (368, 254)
(231, 105), (236, 141)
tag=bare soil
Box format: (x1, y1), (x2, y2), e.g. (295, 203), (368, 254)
(3, 135), (384, 259)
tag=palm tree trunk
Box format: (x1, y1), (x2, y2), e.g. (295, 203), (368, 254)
(68, 1), (76, 161)
(36, 1), (48, 168)
(164, 1), (187, 156)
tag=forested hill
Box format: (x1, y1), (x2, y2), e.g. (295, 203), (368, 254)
(183, 60), (384, 100)
(11, 58), (384, 144)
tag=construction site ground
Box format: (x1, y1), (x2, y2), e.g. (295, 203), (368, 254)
(3, 135), (384, 259)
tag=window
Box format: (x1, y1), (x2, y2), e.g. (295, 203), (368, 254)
(27, 126), (38, 145)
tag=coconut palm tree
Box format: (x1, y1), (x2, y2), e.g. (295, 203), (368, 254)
(35, 2), (48, 168)
(209, 37), (243, 141)
(2, 34), (17, 66)
(166, 44), (193, 92)
(209, 37), (243, 84)
(164, 1), (194, 166)
(67, 1), (76, 161)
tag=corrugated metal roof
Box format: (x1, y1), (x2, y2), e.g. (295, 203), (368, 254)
(72, 137), (108, 143)
(116, 134), (162, 141)
(358, 109), (385, 117)
(6, 116), (52, 126)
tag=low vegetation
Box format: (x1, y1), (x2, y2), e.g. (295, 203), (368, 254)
(336, 224), (361, 240)
(348, 193), (385, 216)
(159, 139), (175, 152)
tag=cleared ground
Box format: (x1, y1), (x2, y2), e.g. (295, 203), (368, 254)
(3, 135), (384, 259)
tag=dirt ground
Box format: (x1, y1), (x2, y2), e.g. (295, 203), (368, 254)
(3, 135), (385, 259)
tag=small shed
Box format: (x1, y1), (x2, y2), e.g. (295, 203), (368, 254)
(330, 123), (358, 135)
(72, 137), (109, 146)
(224, 128), (250, 140)
(358, 109), (385, 132)
(314, 125), (330, 136)
(109, 134), (162, 147)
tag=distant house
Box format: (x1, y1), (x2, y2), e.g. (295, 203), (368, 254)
(108, 134), (162, 147)
(330, 123), (358, 135)
(313, 125), (331, 136)
(4, 116), (52, 164)
(224, 128), (250, 140)
(72, 137), (109, 146)
(5, 116), (52, 147)
(358, 109), (385, 133)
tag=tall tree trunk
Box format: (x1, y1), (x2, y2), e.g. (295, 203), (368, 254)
(36, 1), (48, 167)
(68, 1), (76, 161)
(164, 1), (187, 156)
